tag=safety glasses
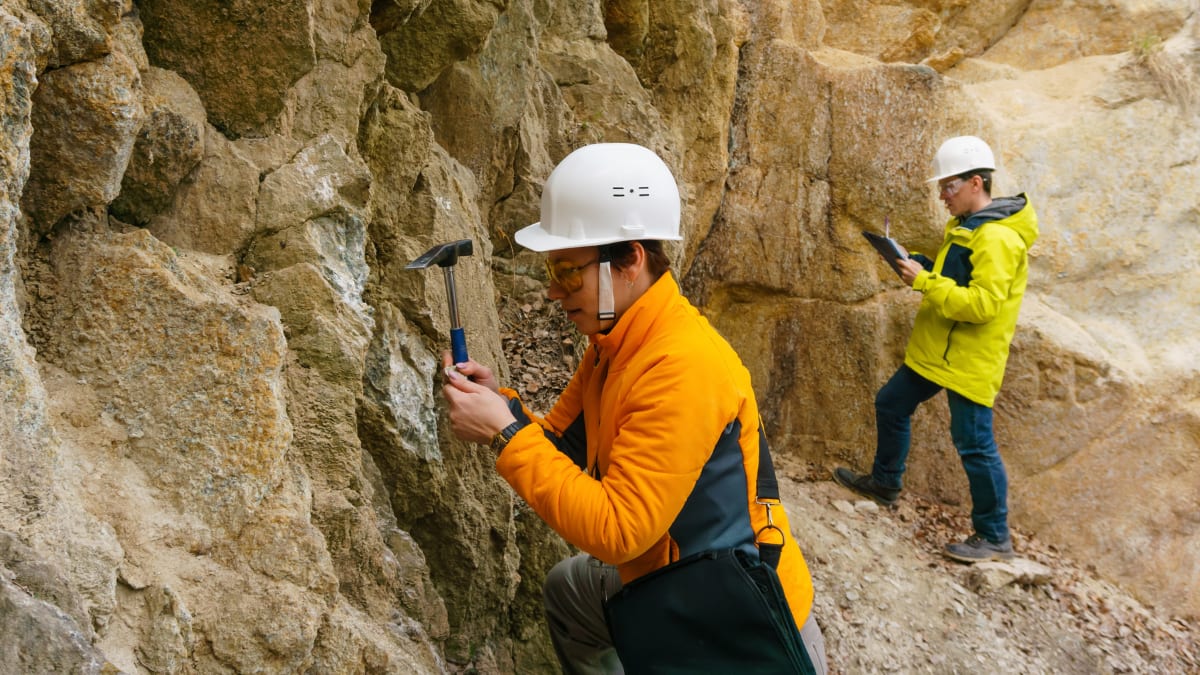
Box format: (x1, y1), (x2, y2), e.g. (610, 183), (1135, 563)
(544, 258), (599, 293)
(938, 177), (966, 197)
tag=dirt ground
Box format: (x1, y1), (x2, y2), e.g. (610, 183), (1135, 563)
(498, 285), (1200, 675)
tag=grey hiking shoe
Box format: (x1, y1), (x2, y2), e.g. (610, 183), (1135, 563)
(943, 534), (1014, 563)
(832, 467), (900, 506)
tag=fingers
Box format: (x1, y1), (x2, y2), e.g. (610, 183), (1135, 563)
(444, 357), (501, 393)
(455, 358), (489, 378)
(441, 351), (479, 375)
(443, 366), (477, 391)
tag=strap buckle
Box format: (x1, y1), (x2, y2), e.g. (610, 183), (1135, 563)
(755, 498), (784, 546)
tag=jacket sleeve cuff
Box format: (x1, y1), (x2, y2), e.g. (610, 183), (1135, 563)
(498, 388), (535, 426)
(912, 271), (931, 292)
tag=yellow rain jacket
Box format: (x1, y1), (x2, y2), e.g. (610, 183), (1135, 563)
(906, 195), (1039, 406)
(496, 272), (815, 626)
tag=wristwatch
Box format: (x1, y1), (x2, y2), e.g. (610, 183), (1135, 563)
(490, 420), (527, 452)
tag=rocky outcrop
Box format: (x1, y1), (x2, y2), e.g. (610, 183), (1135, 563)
(108, 67), (205, 227)
(0, 0), (1197, 672)
(138, 0), (318, 138)
(21, 51), (143, 236)
(686, 1), (1200, 621)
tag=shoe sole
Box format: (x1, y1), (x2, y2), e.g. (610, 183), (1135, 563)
(831, 469), (898, 507)
(941, 548), (1015, 564)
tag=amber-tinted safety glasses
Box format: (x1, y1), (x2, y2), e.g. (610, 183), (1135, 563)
(544, 258), (599, 293)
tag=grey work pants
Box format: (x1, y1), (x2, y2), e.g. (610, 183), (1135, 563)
(543, 553), (828, 675)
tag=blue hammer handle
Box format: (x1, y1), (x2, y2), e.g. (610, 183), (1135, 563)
(450, 327), (468, 365)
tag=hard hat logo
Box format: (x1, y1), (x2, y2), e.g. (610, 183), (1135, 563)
(515, 143), (682, 252)
(927, 135), (996, 182)
(612, 185), (652, 197)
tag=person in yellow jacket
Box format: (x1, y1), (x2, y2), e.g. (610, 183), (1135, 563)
(836, 135), (1039, 563)
(441, 143), (826, 673)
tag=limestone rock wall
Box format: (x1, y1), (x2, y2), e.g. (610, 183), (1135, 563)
(0, 0), (1197, 672)
(686, 1), (1200, 622)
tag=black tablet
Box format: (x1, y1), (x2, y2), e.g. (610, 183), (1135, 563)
(862, 230), (907, 277)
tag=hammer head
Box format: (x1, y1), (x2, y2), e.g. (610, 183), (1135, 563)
(406, 239), (474, 269)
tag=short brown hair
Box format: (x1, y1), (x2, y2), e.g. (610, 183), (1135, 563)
(602, 240), (671, 281)
(960, 170), (993, 195)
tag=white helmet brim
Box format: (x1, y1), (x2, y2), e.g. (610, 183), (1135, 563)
(514, 221), (682, 252)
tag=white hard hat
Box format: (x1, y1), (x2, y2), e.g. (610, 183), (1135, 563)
(515, 143), (682, 252)
(927, 135), (995, 182)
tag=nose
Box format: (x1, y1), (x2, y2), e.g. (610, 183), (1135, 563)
(547, 281), (567, 300)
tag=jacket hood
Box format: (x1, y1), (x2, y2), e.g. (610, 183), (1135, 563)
(961, 194), (1039, 247)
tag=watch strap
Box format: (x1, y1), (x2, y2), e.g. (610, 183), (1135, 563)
(490, 420), (527, 452)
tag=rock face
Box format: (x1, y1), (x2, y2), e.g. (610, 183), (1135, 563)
(0, 0), (1197, 673)
(685, 2), (1200, 623)
(21, 51), (144, 235)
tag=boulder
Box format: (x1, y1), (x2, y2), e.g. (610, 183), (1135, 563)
(22, 52), (144, 235)
(139, 0), (317, 138)
(110, 67), (206, 227)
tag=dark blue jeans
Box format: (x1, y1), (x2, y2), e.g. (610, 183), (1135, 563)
(872, 365), (1010, 543)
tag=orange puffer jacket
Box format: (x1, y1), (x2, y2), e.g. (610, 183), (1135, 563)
(496, 271), (814, 626)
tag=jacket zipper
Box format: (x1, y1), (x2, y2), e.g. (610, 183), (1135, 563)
(589, 343), (606, 479)
(942, 322), (958, 364)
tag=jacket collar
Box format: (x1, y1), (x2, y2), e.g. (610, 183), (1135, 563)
(591, 270), (679, 369)
(958, 194), (1027, 230)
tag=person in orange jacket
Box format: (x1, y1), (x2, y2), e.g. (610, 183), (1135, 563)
(441, 143), (826, 673)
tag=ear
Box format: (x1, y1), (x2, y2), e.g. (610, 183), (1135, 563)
(628, 241), (647, 278)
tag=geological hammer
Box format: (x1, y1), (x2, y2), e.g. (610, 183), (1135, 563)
(406, 239), (474, 364)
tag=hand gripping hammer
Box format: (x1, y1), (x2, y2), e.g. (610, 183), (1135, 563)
(406, 239), (474, 364)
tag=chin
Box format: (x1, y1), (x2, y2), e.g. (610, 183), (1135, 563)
(574, 319), (600, 336)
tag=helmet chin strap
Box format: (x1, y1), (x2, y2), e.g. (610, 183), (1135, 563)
(597, 261), (616, 321)
(596, 247), (615, 321)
